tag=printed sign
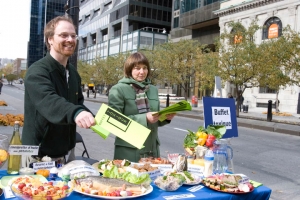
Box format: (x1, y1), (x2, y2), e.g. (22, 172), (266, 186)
(203, 97), (238, 138)
(8, 145), (39, 155)
(211, 107), (232, 129)
(163, 194), (196, 200)
(187, 164), (204, 177)
(33, 162), (55, 171)
(91, 104), (151, 149)
(186, 185), (204, 192)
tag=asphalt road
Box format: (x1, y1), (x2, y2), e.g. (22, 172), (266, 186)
(1, 85), (299, 200)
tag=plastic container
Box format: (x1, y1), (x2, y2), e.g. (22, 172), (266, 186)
(19, 167), (35, 175)
(203, 150), (214, 177)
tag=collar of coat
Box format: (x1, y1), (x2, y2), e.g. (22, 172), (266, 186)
(118, 77), (151, 89)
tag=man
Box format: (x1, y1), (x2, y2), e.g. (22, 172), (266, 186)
(22, 16), (95, 167)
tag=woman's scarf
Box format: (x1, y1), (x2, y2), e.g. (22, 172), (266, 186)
(131, 83), (150, 113)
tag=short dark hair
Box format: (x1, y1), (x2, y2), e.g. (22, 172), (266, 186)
(124, 52), (150, 78)
(44, 16), (75, 50)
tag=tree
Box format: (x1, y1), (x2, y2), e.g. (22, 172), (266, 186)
(256, 30), (293, 112)
(216, 20), (261, 116)
(154, 39), (205, 100)
(77, 60), (94, 87)
(197, 51), (219, 95)
(93, 52), (129, 87)
(2, 63), (14, 78)
(6, 74), (17, 85)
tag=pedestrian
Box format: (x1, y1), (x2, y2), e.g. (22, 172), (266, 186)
(108, 52), (176, 162)
(276, 99), (280, 112)
(227, 93), (233, 98)
(0, 80), (3, 94)
(22, 16), (95, 167)
(238, 94), (244, 112)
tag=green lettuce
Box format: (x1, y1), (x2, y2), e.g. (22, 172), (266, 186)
(103, 166), (151, 186)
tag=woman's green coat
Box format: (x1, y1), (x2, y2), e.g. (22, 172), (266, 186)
(108, 77), (169, 162)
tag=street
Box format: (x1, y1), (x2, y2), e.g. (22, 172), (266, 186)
(0, 85), (300, 200)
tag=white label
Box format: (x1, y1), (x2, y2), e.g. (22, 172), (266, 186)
(211, 106), (232, 129)
(186, 185), (204, 192)
(4, 186), (15, 198)
(69, 165), (97, 174)
(8, 145), (39, 155)
(33, 161), (55, 171)
(126, 167), (161, 180)
(187, 164), (204, 177)
(163, 193), (195, 200)
(150, 164), (173, 174)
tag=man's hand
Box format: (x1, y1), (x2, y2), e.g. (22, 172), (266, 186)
(75, 111), (95, 128)
(146, 112), (159, 124)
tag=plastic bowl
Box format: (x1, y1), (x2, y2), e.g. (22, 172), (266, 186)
(11, 180), (73, 200)
(154, 176), (183, 191)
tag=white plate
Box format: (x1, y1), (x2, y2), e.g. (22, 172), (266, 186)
(183, 174), (202, 185)
(74, 185), (153, 199)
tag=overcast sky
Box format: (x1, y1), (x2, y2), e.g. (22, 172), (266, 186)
(0, 0), (31, 59)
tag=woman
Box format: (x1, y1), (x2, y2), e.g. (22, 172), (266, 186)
(108, 52), (176, 162)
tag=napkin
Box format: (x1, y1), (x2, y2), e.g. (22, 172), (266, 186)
(250, 180), (263, 187)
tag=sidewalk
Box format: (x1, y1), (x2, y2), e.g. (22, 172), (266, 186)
(5, 83), (300, 136)
(85, 93), (300, 136)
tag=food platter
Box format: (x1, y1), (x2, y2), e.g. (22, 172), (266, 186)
(92, 162), (104, 173)
(0, 175), (47, 188)
(202, 182), (254, 194)
(73, 185), (153, 199)
(183, 174), (202, 186)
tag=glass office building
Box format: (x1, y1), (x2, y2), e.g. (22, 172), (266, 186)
(27, 0), (66, 68)
(78, 0), (172, 63)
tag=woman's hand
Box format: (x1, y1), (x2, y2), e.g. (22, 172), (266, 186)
(166, 113), (176, 120)
(146, 112), (159, 124)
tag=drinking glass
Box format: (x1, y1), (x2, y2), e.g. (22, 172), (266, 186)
(0, 134), (9, 168)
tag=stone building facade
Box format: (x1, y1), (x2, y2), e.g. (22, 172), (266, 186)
(214, 0), (300, 114)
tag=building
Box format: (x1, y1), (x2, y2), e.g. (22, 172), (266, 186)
(27, 0), (66, 68)
(78, 0), (172, 63)
(214, 0), (300, 114)
(13, 58), (25, 76)
(169, 0), (223, 98)
(0, 58), (14, 69)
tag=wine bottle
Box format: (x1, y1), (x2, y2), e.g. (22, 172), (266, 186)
(7, 121), (22, 174)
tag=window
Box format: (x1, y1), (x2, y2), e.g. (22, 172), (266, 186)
(262, 17), (282, 40)
(259, 87), (276, 94)
(173, 17), (179, 28)
(230, 25), (246, 45)
(174, 0), (180, 10)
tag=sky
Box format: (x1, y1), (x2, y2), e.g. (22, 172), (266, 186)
(0, 0), (31, 59)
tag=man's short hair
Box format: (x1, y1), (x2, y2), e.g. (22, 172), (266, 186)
(44, 16), (75, 50)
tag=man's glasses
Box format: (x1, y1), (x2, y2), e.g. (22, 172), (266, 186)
(55, 33), (78, 40)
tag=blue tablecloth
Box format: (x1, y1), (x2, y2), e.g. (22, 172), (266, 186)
(0, 170), (272, 200)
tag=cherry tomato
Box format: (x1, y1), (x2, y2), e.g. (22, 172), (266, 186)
(127, 191), (133, 196)
(110, 191), (117, 196)
(38, 186), (45, 191)
(18, 183), (26, 190)
(62, 185), (69, 190)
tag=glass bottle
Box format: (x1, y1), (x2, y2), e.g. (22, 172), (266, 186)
(7, 121), (22, 174)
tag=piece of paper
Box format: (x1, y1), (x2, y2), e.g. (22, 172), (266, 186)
(91, 104), (151, 149)
(153, 100), (192, 121)
(250, 180), (263, 187)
